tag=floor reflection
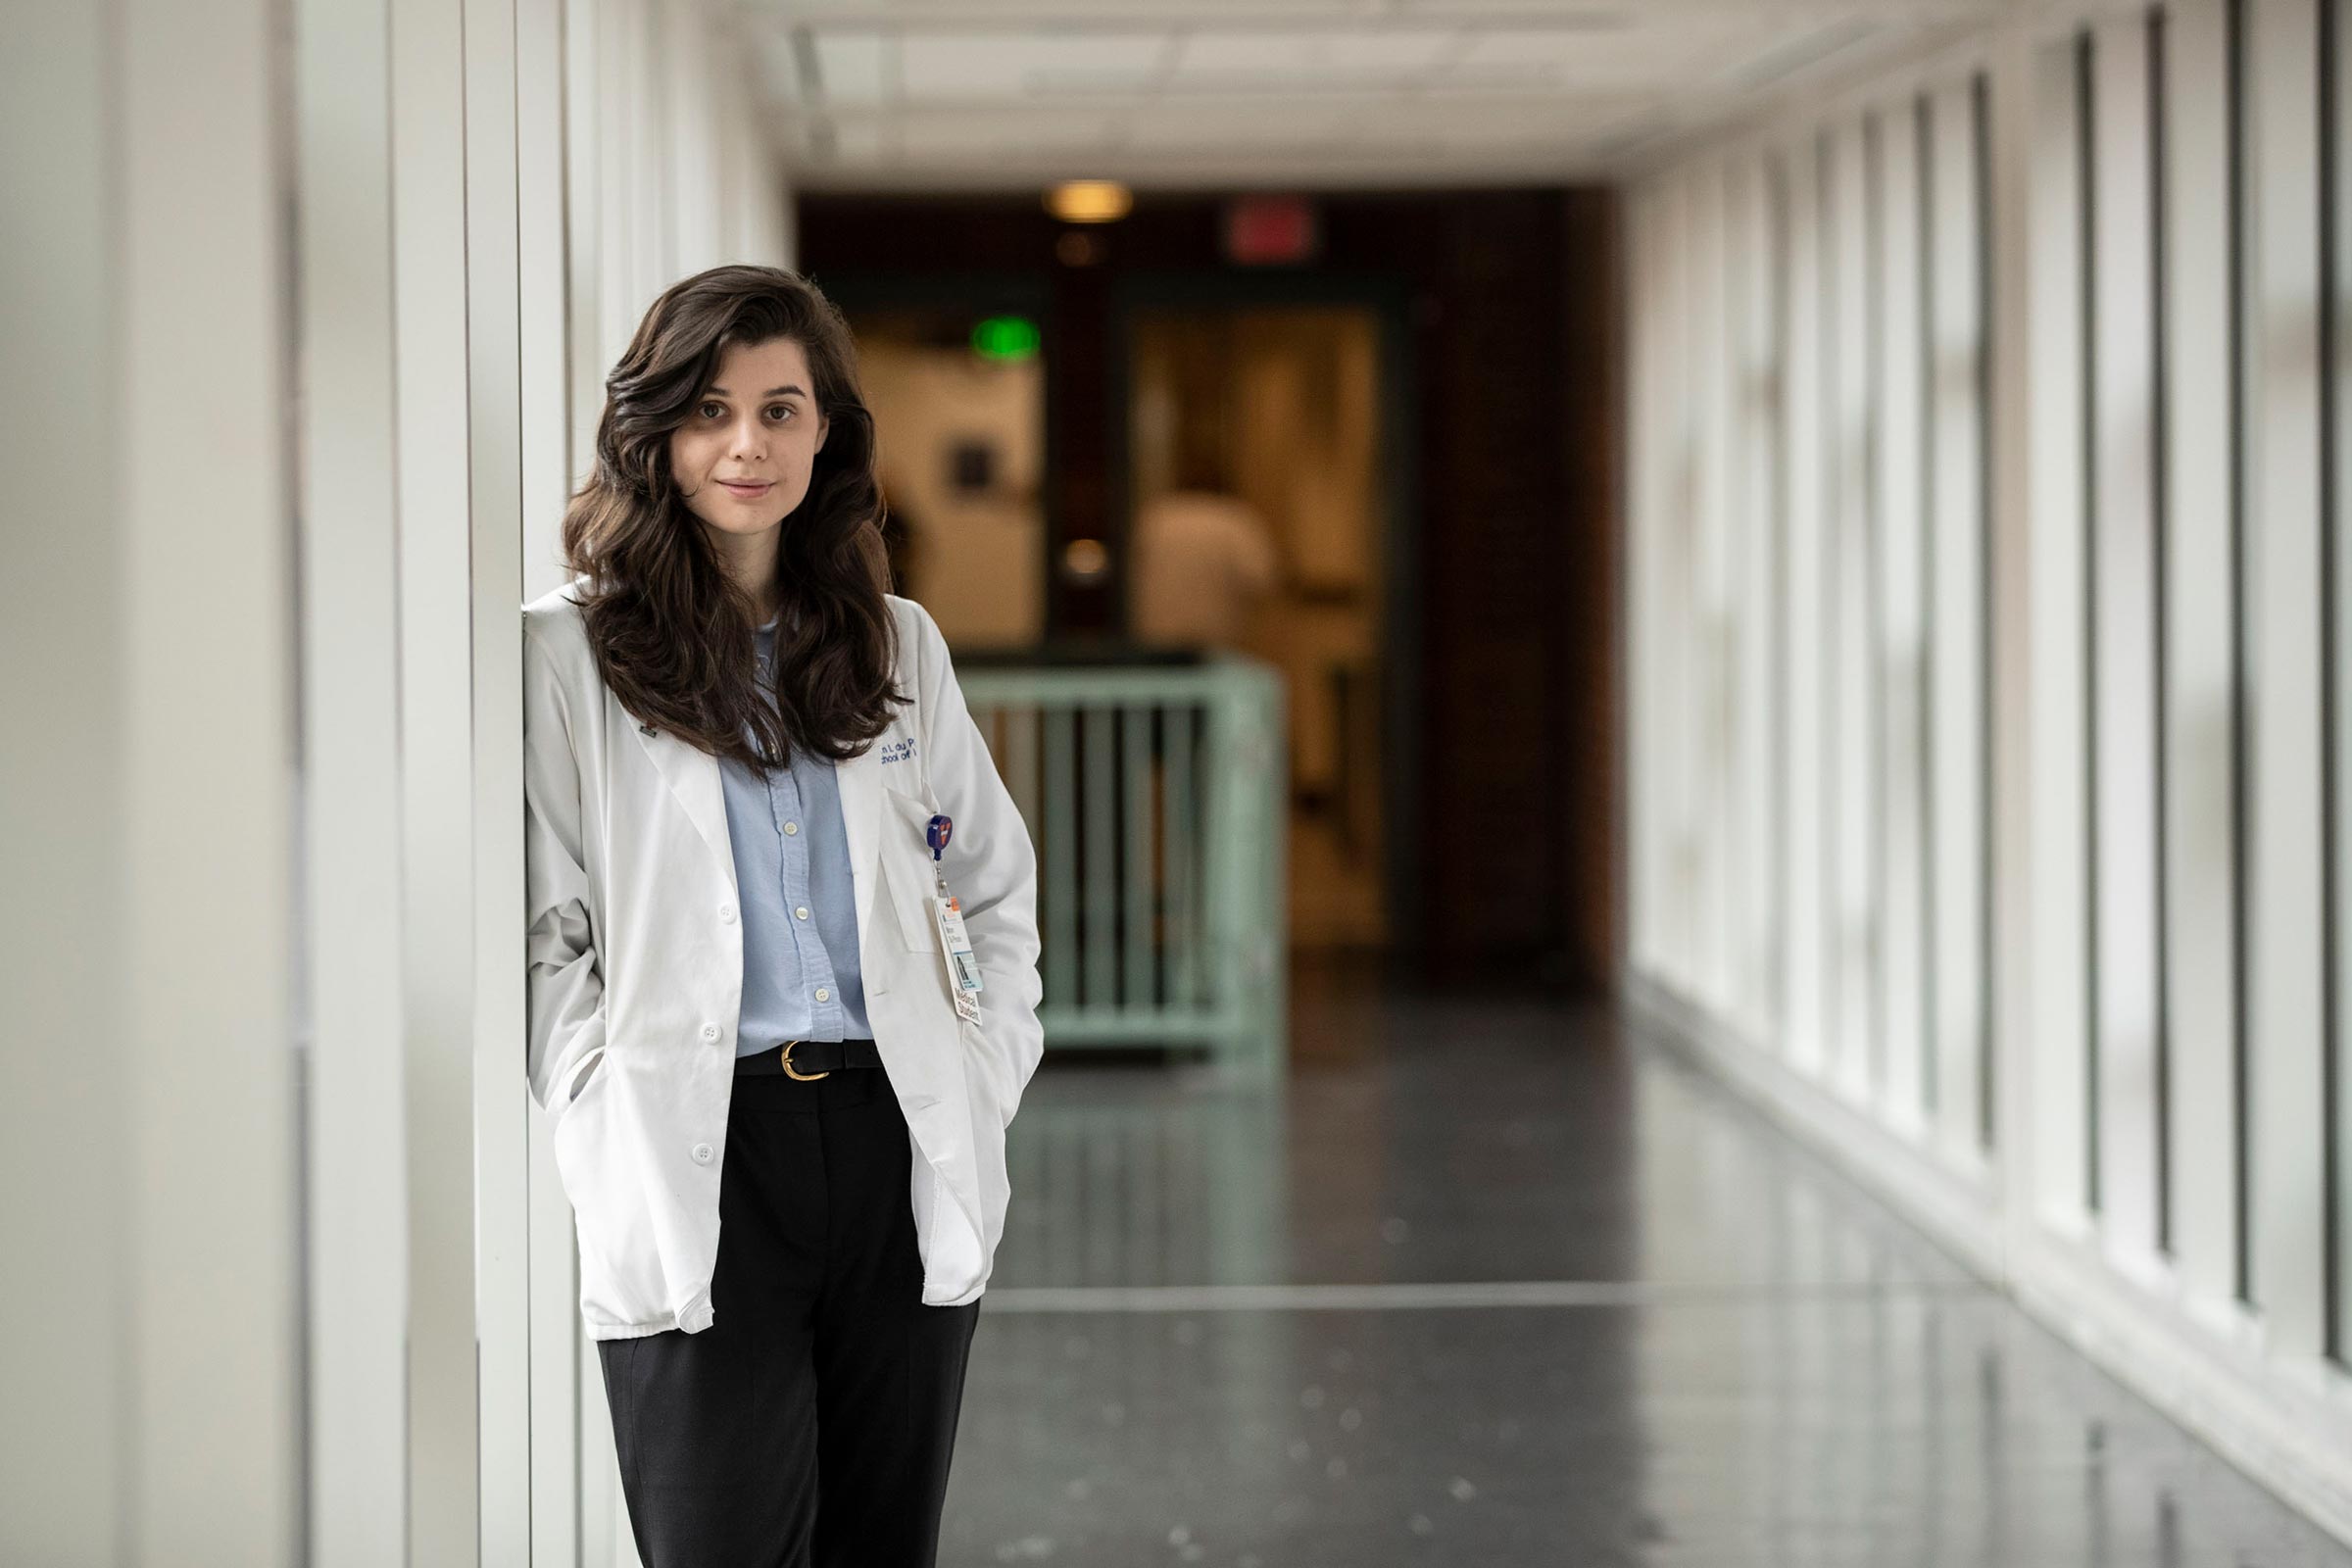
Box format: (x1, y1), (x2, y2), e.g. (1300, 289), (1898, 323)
(943, 965), (2352, 1565)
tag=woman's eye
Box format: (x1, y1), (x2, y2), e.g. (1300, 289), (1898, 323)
(699, 402), (723, 419)
(767, 405), (793, 421)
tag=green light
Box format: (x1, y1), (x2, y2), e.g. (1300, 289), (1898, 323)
(970, 316), (1040, 361)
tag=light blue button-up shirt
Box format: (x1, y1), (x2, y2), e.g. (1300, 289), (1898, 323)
(717, 612), (871, 1053)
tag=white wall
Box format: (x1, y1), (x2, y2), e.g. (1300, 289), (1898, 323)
(3, 1), (300, 1563)
(2, 0), (791, 1561)
(1624, 0), (2352, 1545)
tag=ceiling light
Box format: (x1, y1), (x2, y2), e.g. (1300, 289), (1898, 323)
(1046, 179), (1132, 223)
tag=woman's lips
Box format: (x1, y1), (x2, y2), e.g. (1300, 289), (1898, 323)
(717, 479), (774, 500)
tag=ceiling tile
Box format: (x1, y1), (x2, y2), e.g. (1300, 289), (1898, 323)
(896, 29), (1169, 99)
(1168, 28), (1462, 82)
(1123, 100), (1361, 143)
(1445, 21), (1779, 85)
(894, 110), (1129, 158)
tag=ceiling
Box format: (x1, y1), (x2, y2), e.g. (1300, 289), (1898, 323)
(740, 0), (2000, 191)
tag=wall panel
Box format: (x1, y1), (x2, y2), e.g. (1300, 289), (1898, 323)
(1626, 1), (2352, 1544)
(2159, 0), (2245, 1315)
(1782, 138), (1831, 1079)
(2024, 32), (2094, 1234)
(1875, 99), (1932, 1133)
(1730, 152), (1787, 1043)
(2089, 11), (2165, 1268)
(2243, 0), (2330, 1358)
(1925, 74), (1990, 1166)
(1826, 116), (1881, 1104)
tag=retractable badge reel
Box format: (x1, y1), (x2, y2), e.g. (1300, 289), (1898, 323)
(926, 813), (984, 1024)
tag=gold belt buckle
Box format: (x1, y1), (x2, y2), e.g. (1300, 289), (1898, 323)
(779, 1039), (829, 1081)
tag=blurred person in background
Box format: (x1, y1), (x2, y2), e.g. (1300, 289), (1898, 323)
(521, 264), (1044, 1567)
(1128, 444), (1283, 650)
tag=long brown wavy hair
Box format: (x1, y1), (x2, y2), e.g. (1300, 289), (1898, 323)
(561, 264), (905, 768)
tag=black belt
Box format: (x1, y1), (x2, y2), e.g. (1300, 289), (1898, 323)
(735, 1038), (882, 1079)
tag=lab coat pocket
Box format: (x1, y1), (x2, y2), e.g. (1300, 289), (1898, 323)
(556, 1046), (608, 1121)
(550, 1049), (664, 1326)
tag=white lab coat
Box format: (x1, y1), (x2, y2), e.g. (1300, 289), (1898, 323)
(521, 579), (1045, 1340)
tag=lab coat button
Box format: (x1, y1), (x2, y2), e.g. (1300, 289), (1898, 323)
(691, 1143), (713, 1164)
(700, 1022), (720, 1041)
(719, 903), (737, 923)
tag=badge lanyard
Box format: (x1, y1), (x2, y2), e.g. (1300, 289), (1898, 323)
(926, 813), (984, 1025)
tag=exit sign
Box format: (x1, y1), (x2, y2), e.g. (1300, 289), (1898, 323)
(1223, 194), (1319, 266)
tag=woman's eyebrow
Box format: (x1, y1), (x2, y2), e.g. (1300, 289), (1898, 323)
(705, 384), (807, 398)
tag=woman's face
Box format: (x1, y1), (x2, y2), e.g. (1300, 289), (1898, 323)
(668, 334), (830, 541)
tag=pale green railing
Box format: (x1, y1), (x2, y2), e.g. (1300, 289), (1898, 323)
(957, 656), (1287, 1078)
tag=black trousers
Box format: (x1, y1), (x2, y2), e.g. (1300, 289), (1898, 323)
(595, 1055), (983, 1567)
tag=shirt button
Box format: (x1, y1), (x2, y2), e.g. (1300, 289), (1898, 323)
(795, 906), (809, 920)
(814, 987), (829, 1003)
(783, 821), (799, 835)
(691, 1143), (713, 1164)
(700, 1022), (719, 1041)
(719, 903), (737, 923)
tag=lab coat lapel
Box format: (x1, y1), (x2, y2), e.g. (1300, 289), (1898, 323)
(634, 711), (887, 973)
(634, 725), (737, 895)
(838, 739), (882, 947)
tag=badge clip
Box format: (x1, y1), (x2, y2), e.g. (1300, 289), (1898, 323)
(921, 812), (982, 1021)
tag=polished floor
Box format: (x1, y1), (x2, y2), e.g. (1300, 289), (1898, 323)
(939, 960), (2352, 1566)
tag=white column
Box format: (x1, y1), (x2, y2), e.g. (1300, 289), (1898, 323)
(1926, 74), (1990, 1170)
(1825, 115), (1879, 1104)
(1782, 134), (1831, 1080)
(565, 0), (608, 486)
(1730, 151), (1786, 1045)
(120, 0), (305, 1555)
(517, 0), (590, 1558)
(463, 0), (534, 1557)
(2025, 30), (2093, 1236)
(2242, 0), (2329, 1360)
(2159, 0), (2246, 1316)
(390, 0), (485, 1555)
(1653, 173), (1700, 994)
(1874, 97), (1931, 1135)
(3, 0), (303, 1557)
(1, 4), (130, 1558)
(293, 0), (414, 1558)
(2088, 12), (2164, 1270)
(1690, 155), (1736, 1014)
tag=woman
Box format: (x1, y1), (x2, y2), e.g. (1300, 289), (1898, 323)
(520, 264), (1045, 1567)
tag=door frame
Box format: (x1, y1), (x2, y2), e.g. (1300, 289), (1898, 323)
(1105, 270), (1425, 954)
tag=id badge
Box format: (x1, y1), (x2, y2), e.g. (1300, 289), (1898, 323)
(931, 892), (984, 1025)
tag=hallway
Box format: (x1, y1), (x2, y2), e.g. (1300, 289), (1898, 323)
(26, 0), (2352, 1559)
(948, 963), (2352, 1566)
